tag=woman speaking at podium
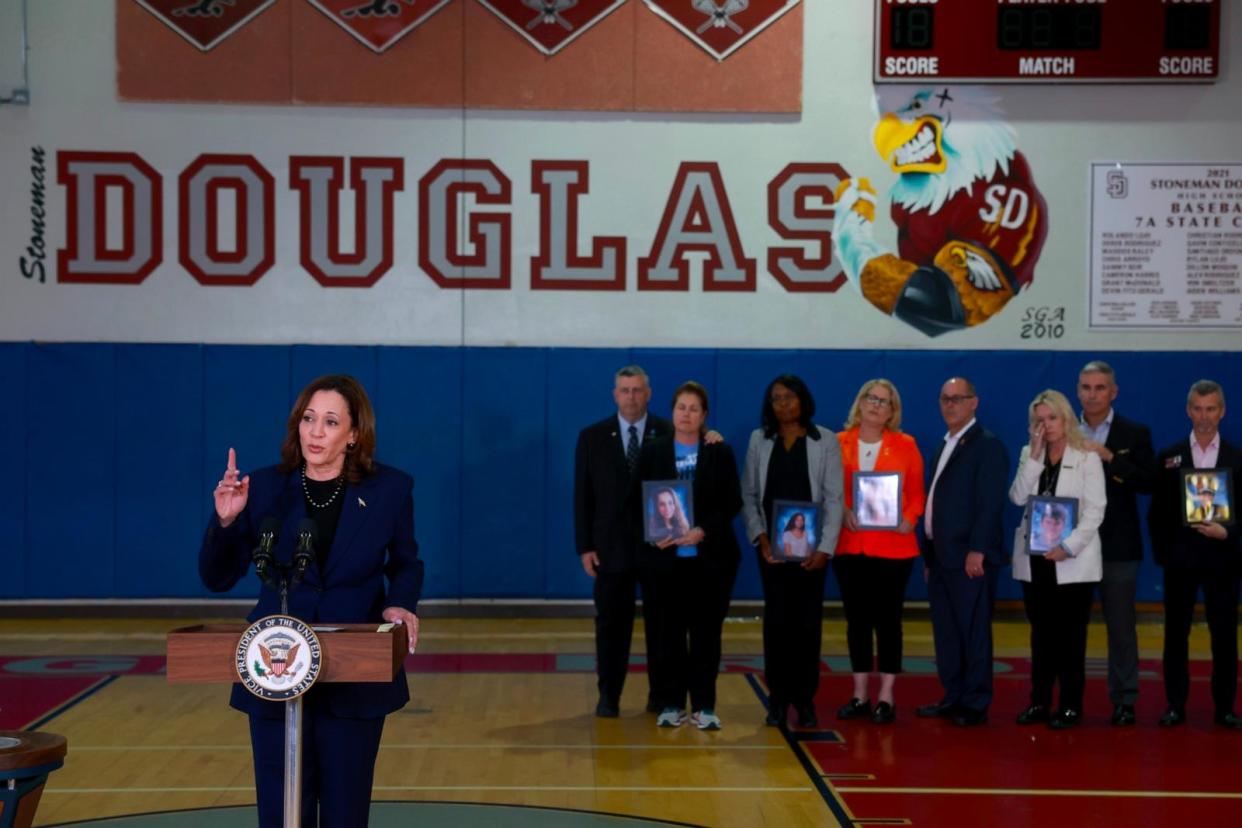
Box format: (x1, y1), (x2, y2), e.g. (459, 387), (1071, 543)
(200, 374), (423, 827)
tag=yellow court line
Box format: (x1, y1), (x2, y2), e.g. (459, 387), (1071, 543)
(70, 743), (787, 752)
(838, 787), (1242, 800)
(47, 785), (814, 795)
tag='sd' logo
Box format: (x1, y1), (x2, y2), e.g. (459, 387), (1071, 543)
(133, 0), (277, 51)
(235, 615), (323, 701)
(643, 0), (800, 61)
(305, 0), (453, 53)
(476, 1), (626, 56)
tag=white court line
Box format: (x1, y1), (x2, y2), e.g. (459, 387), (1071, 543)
(838, 787), (1242, 800)
(70, 743), (786, 752)
(47, 785), (811, 794)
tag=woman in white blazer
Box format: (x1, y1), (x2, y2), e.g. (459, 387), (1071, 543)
(1009, 389), (1106, 730)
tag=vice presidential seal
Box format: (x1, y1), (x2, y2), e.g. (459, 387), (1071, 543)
(235, 615), (323, 701)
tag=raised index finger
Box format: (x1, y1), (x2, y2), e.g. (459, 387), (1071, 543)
(227, 447), (237, 472)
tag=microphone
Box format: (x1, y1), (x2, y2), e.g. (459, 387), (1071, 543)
(292, 518), (317, 585)
(252, 517), (280, 587)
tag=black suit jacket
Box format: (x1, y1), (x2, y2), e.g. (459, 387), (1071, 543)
(574, 413), (671, 573)
(921, 422), (1010, 568)
(1096, 412), (1156, 562)
(1149, 436), (1241, 570)
(634, 435), (743, 568)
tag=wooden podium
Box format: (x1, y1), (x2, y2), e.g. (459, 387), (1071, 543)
(0, 731), (67, 828)
(167, 622), (408, 828)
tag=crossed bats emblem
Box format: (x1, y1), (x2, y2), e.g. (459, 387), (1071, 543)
(523, 0), (578, 31)
(172, 0), (235, 17)
(693, 0), (748, 34)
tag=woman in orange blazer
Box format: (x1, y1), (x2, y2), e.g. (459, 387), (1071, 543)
(834, 379), (926, 724)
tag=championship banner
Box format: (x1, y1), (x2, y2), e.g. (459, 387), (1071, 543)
(131, 0), (277, 51)
(642, 0), (799, 61)
(305, 0), (454, 53)
(475, 0), (628, 55)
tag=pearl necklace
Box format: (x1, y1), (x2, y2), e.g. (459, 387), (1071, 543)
(302, 465), (344, 509)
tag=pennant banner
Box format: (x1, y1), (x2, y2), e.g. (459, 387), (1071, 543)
(476, 0), (628, 56)
(132, 0), (277, 51)
(305, 0), (454, 53)
(642, 0), (798, 61)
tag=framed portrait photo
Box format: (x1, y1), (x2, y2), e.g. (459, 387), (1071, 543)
(643, 480), (695, 544)
(1027, 496), (1079, 554)
(770, 500), (819, 561)
(1181, 469), (1234, 527)
(854, 471), (902, 530)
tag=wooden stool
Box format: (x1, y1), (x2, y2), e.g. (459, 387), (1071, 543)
(0, 731), (67, 828)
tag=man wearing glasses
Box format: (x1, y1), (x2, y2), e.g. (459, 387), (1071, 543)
(916, 377), (1009, 727)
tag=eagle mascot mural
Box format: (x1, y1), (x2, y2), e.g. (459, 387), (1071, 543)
(833, 86), (1048, 337)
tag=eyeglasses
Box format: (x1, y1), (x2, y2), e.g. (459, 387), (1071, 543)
(863, 394), (892, 408)
(770, 393), (798, 406)
(939, 394), (976, 405)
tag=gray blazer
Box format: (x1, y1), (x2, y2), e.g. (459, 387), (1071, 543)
(741, 425), (845, 555)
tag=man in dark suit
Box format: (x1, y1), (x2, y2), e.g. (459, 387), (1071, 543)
(1150, 379), (1242, 729)
(916, 377), (1009, 727)
(1077, 360), (1156, 726)
(574, 365), (670, 718)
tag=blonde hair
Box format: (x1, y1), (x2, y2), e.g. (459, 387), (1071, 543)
(843, 378), (903, 432)
(1028, 389), (1084, 450)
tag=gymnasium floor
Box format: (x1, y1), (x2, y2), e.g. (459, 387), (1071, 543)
(1, 612), (1239, 827)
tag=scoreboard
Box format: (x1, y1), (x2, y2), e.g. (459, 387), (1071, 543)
(874, 0), (1221, 83)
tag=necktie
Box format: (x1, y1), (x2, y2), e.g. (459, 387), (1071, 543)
(626, 425), (639, 472)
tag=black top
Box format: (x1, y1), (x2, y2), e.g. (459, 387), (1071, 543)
(762, 436), (812, 538)
(303, 474), (346, 567)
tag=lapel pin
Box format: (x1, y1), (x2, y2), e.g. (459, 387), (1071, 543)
(358, 497), (367, 508)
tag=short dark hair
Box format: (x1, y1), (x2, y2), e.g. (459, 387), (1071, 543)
(761, 374), (816, 437)
(279, 374), (376, 484)
(671, 381), (710, 416)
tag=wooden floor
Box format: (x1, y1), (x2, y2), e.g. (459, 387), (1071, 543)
(0, 612), (1229, 827)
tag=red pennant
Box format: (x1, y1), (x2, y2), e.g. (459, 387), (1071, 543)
(476, 0), (627, 56)
(305, 0), (454, 53)
(643, 0), (798, 61)
(132, 0), (277, 51)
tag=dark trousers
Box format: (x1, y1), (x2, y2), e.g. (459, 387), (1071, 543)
(927, 563), (997, 713)
(643, 554), (738, 712)
(249, 701), (385, 828)
(593, 567), (656, 706)
(833, 554), (915, 675)
(758, 552), (828, 707)
(1022, 557), (1096, 712)
(1162, 564), (1242, 715)
(1098, 559), (1141, 706)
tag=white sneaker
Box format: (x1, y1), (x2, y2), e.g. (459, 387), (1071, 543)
(657, 707), (687, 728)
(692, 709), (722, 730)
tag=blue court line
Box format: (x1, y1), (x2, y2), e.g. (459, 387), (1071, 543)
(25, 675), (120, 731)
(743, 673), (856, 827)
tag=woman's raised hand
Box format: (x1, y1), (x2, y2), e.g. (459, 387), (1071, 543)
(214, 447), (250, 527)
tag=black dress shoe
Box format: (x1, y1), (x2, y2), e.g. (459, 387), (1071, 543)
(765, 700), (786, 727)
(1110, 704), (1136, 726)
(871, 701), (896, 725)
(1016, 704), (1051, 725)
(916, 700), (957, 719)
(796, 702), (819, 729)
(1214, 712), (1242, 730)
(951, 707), (988, 727)
(1048, 709), (1081, 730)
(1158, 708), (1185, 727)
(836, 698), (871, 720)
(595, 698), (620, 718)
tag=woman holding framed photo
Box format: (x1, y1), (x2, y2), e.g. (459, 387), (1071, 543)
(636, 381), (742, 731)
(741, 375), (844, 728)
(833, 379), (926, 725)
(1009, 389), (1106, 729)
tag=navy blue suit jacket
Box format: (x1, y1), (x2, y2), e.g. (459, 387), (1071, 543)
(200, 462), (424, 719)
(922, 422), (1010, 568)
